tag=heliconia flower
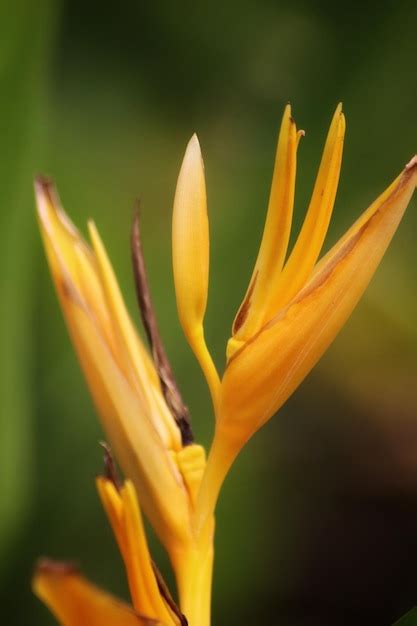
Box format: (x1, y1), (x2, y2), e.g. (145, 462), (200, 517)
(33, 462), (187, 626)
(36, 103), (416, 626)
(35, 178), (207, 560)
(220, 131), (417, 448)
(170, 106), (417, 532)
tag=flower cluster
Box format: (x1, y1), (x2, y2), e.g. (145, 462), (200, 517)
(34, 105), (417, 626)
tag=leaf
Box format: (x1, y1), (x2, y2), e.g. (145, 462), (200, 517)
(0, 0), (59, 576)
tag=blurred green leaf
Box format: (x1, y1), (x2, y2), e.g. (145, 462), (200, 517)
(394, 609), (417, 625)
(0, 0), (58, 575)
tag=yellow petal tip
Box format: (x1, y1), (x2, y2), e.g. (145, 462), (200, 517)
(188, 132), (201, 153)
(87, 219), (99, 241)
(181, 133), (204, 176)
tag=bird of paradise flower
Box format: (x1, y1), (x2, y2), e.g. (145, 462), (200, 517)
(34, 104), (417, 626)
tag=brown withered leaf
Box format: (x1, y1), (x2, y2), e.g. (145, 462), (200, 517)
(99, 441), (121, 490)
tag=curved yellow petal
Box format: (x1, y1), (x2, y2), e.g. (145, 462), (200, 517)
(60, 282), (190, 548)
(33, 560), (160, 626)
(88, 221), (181, 452)
(35, 178), (117, 354)
(270, 103), (345, 313)
(35, 180), (191, 552)
(97, 479), (176, 624)
(228, 105), (298, 355)
(195, 157), (417, 532)
(172, 135), (220, 409)
(37, 179), (180, 452)
(223, 157), (417, 438)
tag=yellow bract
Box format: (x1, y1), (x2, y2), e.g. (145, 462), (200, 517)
(191, 110), (416, 534)
(34, 477), (178, 626)
(172, 134), (209, 339)
(267, 103), (345, 313)
(33, 563), (159, 626)
(172, 135), (221, 411)
(229, 104), (298, 351)
(222, 158), (417, 436)
(36, 180), (194, 555)
(97, 478), (178, 624)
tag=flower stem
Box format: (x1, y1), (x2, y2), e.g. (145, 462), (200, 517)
(193, 428), (239, 537)
(172, 525), (214, 626)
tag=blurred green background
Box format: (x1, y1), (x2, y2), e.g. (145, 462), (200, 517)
(1, 1), (417, 624)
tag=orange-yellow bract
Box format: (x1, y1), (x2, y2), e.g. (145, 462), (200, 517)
(35, 179), (213, 626)
(34, 478), (178, 626)
(35, 105), (416, 626)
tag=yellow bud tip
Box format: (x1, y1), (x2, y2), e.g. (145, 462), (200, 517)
(187, 132), (202, 160)
(181, 133), (205, 179)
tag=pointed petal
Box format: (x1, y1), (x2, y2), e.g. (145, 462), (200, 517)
(97, 479), (176, 624)
(33, 560), (160, 626)
(35, 180), (191, 551)
(229, 105), (298, 354)
(59, 285), (190, 548)
(220, 158), (417, 459)
(268, 103), (345, 312)
(172, 135), (220, 408)
(88, 221), (182, 451)
(172, 134), (209, 336)
(35, 178), (174, 444)
(35, 178), (117, 353)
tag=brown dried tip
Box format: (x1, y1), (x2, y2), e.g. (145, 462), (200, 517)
(99, 441), (121, 490)
(131, 207), (193, 446)
(35, 558), (79, 577)
(151, 561), (188, 626)
(34, 175), (58, 207)
(34, 174), (54, 191)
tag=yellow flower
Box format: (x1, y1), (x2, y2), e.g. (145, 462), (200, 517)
(171, 106), (417, 533)
(35, 104), (416, 626)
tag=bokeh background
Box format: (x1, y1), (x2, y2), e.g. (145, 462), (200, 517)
(1, 1), (417, 625)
